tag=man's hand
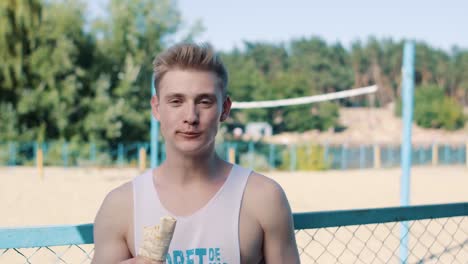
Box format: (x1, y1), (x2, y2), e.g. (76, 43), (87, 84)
(118, 256), (164, 264)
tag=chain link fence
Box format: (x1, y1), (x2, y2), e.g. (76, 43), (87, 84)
(1, 245), (94, 264)
(296, 216), (467, 263)
(1, 203), (467, 263)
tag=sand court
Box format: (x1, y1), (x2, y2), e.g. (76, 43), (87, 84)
(1, 165), (466, 227)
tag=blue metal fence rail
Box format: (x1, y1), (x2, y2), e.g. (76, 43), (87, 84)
(1, 202), (467, 263)
(1, 141), (467, 170)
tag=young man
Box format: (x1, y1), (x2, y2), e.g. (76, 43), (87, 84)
(92, 43), (300, 264)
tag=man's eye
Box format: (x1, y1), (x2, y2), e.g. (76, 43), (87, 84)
(169, 100), (182, 104)
(200, 99), (214, 105)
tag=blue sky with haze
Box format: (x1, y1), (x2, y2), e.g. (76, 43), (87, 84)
(87, 0), (467, 52)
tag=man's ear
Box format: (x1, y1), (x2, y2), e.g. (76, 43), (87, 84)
(220, 96), (232, 122)
(150, 95), (161, 121)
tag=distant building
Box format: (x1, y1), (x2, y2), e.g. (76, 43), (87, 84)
(245, 122), (272, 140)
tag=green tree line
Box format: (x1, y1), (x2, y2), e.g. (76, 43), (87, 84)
(1, 0), (467, 148)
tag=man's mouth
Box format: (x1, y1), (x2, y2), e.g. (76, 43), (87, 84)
(177, 131), (202, 138)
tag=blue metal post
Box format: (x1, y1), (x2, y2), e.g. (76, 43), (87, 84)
(8, 142), (16, 165)
(268, 143), (275, 170)
(387, 146), (393, 167)
(418, 146), (423, 165)
(341, 144), (347, 170)
(290, 144), (296, 171)
(151, 74), (160, 168)
(324, 142), (329, 166)
(42, 142), (47, 164)
(457, 145), (463, 164)
(443, 145), (450, 164)
(423, 146), (428, 164)
(117, 143), (124, 166)
(359, 145), (365, 169)
(248, 141), (254, 169)
(161, 142), (166, 162)
(394, 146), (398, 167)
(90, 143), (96, 164)
(34, 142), (38, 166)
(233, 142), (238, 162)
(224, 142), (229, 160)
(62, 142), (68, 167)
(400, 41), (415, 264)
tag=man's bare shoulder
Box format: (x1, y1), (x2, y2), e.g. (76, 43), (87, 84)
(244, 171), (290, 221)
(244, 171), (300, 263)
(94, 181), (133, 234)
(246, 171), (285, 197)
(101, 181), (133, 211)
(92, 181), (134, 263)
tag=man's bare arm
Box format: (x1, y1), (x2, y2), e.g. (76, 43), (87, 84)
(92, 183), (133, 264)
(255, 174), (300, 264)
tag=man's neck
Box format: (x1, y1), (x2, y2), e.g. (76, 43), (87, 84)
(157, 150), (227, 185)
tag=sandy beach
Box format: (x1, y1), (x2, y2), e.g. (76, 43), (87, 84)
(1, 165), (466, 227)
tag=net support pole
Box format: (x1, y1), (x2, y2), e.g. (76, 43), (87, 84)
(466, 142), (468, 167)
(151, 74), (160, 168)
(400, 41), (415, 264)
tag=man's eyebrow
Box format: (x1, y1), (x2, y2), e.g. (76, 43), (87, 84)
(164, 93), (217, 100)
(164, 93), (185, 99)
(196, 93), (217, 99)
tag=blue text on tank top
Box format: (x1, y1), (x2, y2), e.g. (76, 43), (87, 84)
(166, 247), (228, 264)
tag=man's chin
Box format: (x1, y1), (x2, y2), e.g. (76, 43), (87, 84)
(175, 143), (211, 156)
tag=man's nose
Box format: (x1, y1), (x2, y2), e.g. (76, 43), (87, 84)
(184, 103), (199, 125)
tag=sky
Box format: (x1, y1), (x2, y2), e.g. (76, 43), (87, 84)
(87, 0), (467, 52)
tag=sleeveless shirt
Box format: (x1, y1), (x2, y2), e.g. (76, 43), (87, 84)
(132, 164), (251, 264)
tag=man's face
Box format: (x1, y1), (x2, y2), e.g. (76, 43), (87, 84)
(151, 69), (231, 155)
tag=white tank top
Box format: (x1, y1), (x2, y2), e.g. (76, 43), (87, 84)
(132, 164), (251, 264)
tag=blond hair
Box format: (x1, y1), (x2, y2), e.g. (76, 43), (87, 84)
(152, 43), (228, 97)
